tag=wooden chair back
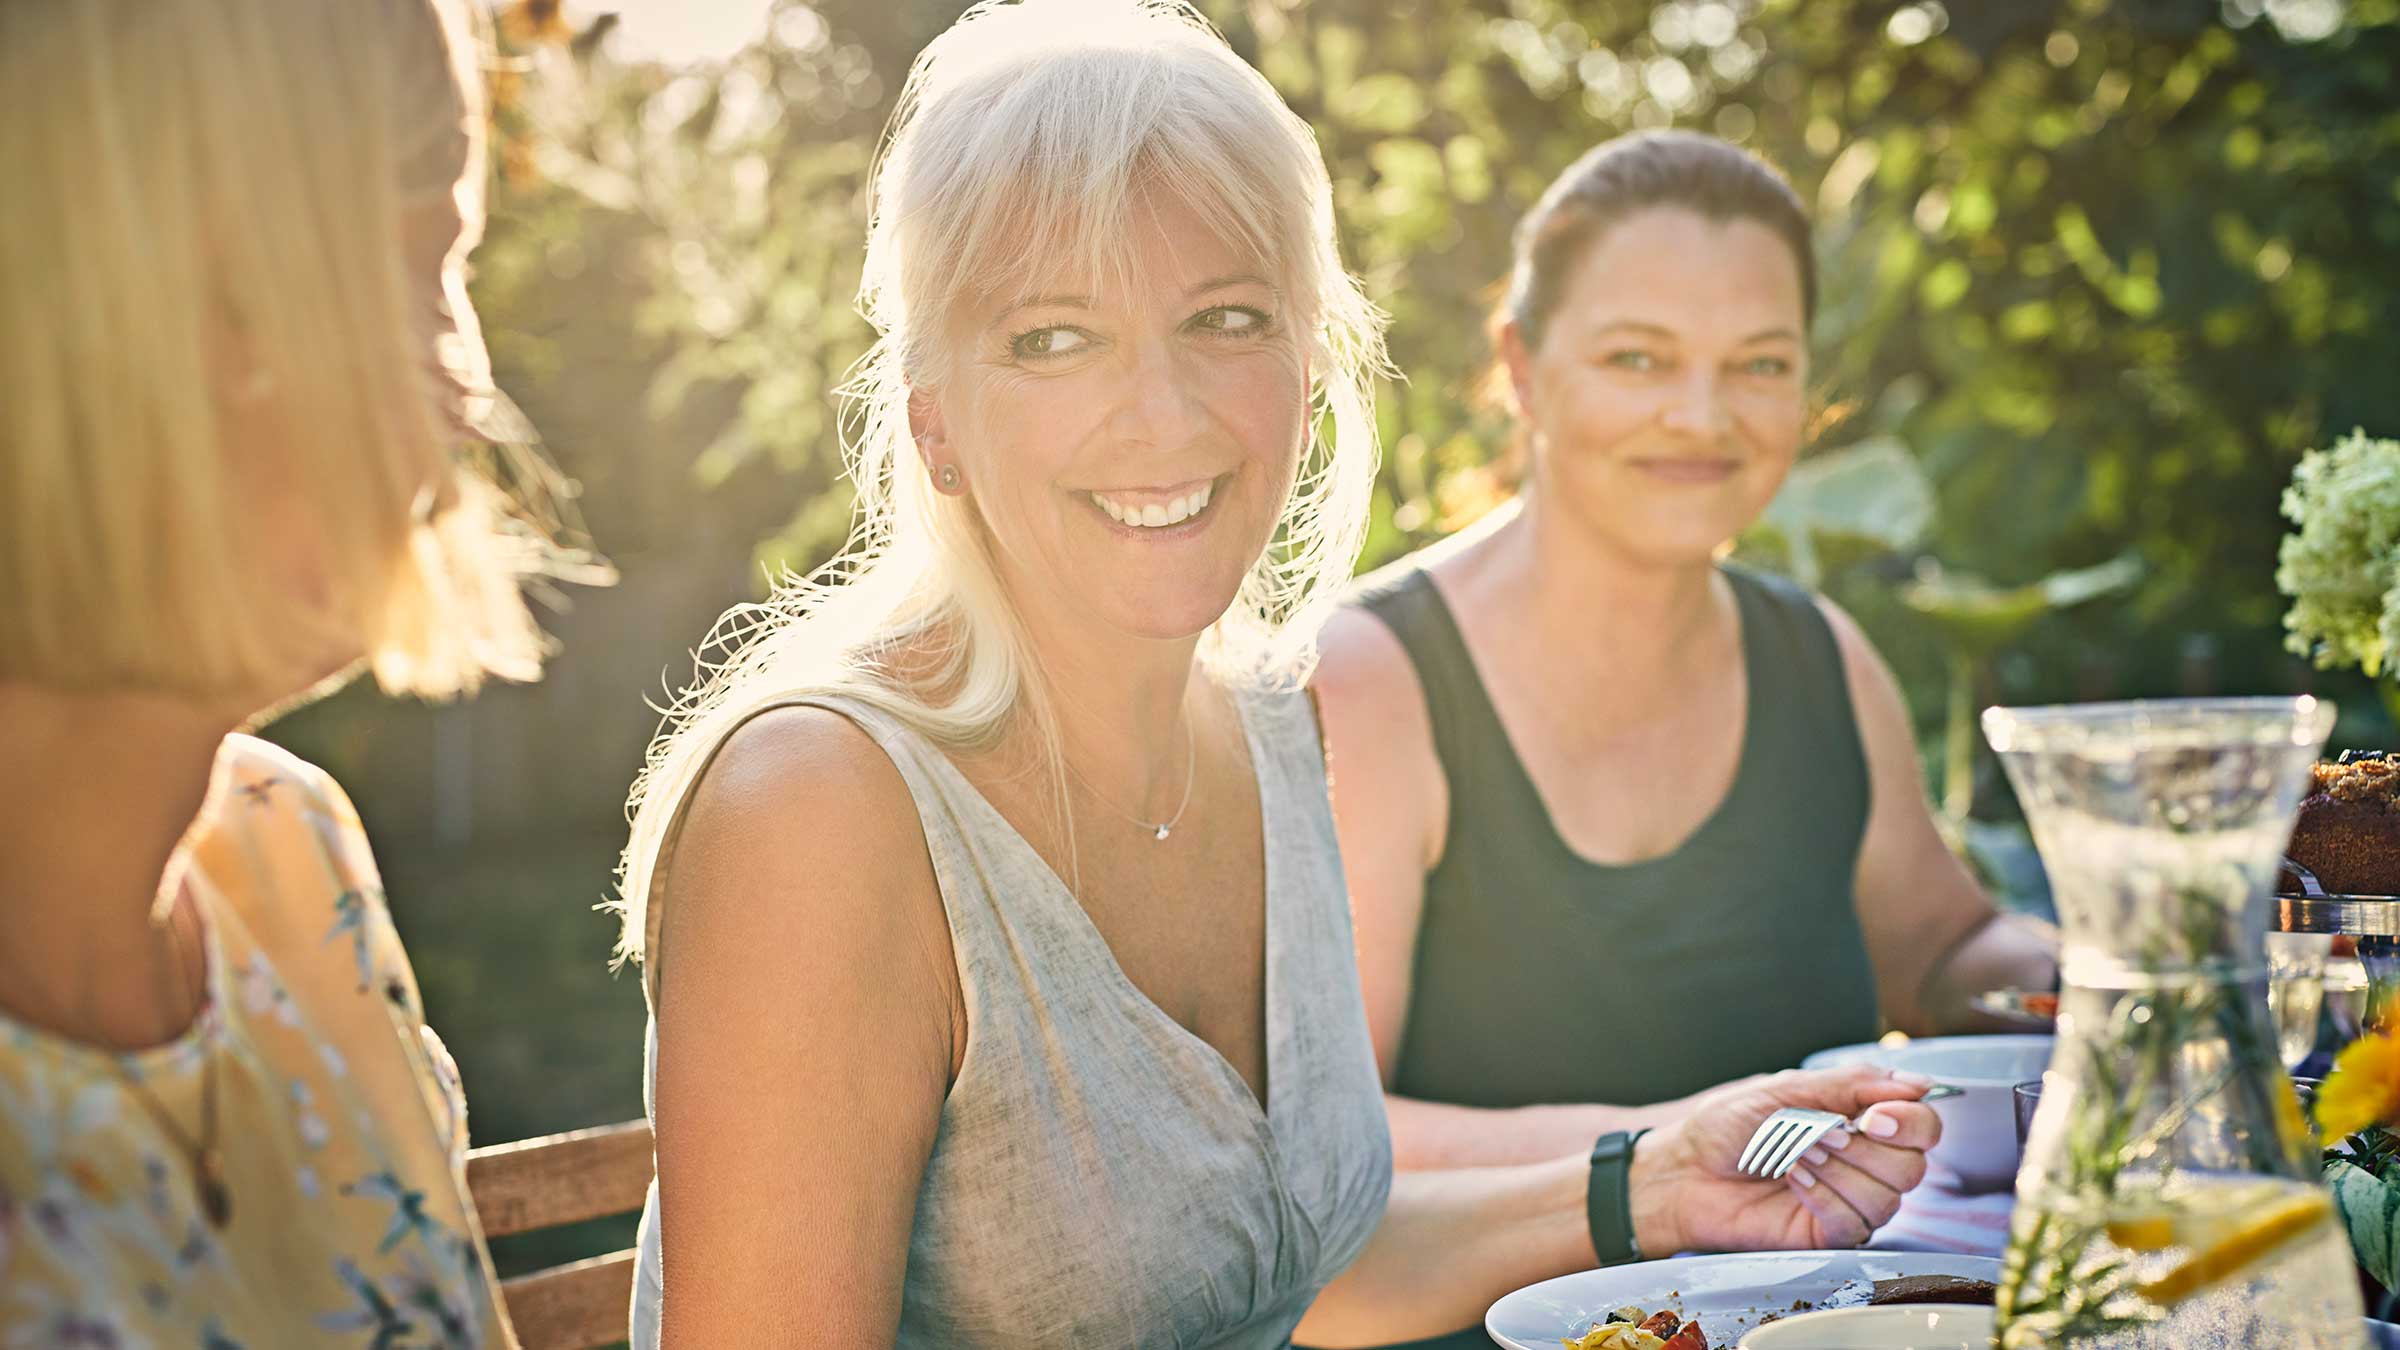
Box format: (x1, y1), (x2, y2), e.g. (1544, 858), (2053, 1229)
(466, 1119), (655, 1350)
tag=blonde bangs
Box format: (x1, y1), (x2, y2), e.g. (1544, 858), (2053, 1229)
(878, 56), (1285, 355)
(0, 0), (591, 705)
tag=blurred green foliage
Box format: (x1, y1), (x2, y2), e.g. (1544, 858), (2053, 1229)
(481, 0), (2400, 728)
(264, 0), (2400, 1264)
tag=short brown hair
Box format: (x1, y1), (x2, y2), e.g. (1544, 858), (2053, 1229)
(1501, 129), (1816, 353)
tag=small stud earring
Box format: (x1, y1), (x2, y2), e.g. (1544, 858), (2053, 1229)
(936, 463), (962, 493)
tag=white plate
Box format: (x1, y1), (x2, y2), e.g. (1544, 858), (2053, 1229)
(1800, 1034), (2054, 1085)
(1485, 1250), (2003, 1349)
(1802, 1034), (2054, 1190)
(1737, 1305), (1995, 1348)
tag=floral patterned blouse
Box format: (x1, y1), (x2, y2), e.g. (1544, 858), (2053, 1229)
(0, 735), (515, 1347)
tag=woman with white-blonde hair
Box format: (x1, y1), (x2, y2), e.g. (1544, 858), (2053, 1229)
(620, 2), (1942, 1345)
(0, 0), (597, 1341)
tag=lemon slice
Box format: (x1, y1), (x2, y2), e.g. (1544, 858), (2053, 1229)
(2132, 1188), (2335, 1307)
(2102, 1209), (2177, 1252)
(2105, 1179), (2297, 1252)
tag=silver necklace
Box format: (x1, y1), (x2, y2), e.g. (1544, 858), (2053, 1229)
(1066, 716), (1197, 841)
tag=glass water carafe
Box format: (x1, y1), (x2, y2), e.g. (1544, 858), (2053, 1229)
(1986, 697), (2364, 1349)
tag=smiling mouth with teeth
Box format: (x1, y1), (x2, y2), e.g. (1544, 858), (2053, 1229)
(1089, 478), (1218, 530)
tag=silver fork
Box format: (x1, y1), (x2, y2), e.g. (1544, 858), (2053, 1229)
(1735, 1085), (1964, 1180)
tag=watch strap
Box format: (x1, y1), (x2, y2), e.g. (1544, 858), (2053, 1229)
(1586, 1127), (1648, 1267)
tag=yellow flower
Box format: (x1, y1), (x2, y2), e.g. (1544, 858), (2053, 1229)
(2275, 1073), (2312, 1153)
(2316, 1029), (2400, 1140)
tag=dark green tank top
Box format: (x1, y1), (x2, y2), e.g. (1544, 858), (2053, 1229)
(1361, 562), (1880, 1110)
(1320, 564), (1884, 1350)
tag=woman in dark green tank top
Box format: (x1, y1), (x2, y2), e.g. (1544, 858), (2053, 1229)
(1309, 132), (2058, 1350)
(1356, 559), (1883, 1109)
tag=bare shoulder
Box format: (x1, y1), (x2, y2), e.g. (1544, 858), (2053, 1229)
(1311, 593), (1448, 871)
(1810, 595), (1932, 811)
(1810, 592), (1874, 664)
(659, 704), (951, 1021)
(1812, 594), (1909, 724)
(1313, 601), (1429, 722)
(676, 704), (918, 853)
(1312, 599), (1444, 800)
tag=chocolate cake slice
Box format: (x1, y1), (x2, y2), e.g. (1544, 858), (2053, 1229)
(2288, 754), (2400, 896)
(1868, 1275), (1997, 1306)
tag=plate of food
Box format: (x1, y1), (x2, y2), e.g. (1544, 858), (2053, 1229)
(1484, 1250), (2001, 1350)
(1968, 987), (2058, 1024)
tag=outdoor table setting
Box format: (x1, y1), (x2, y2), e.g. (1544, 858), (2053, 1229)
(1484, 695), (2400, 1349)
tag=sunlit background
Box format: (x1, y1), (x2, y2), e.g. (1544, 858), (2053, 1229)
(255, 0), (2400, 1294)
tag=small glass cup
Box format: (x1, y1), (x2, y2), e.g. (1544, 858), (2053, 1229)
(2268, 931), (2333, 1069)
(2012, 1079), (2042, 1161)
(2327, 954), (2371, 1044)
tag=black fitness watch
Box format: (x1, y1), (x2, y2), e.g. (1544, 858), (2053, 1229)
(1586, 1127), (1649, 1267)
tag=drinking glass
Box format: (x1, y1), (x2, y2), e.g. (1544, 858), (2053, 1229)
(2268, 931), (2333, 1070)
(2013, 1080), (2043, 1163)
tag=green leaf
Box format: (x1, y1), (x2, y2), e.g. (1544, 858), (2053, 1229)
(2327, 1156), (2400, 1291)
(1901, 555), (2145, 656)
(2111, 273), (2162, 318)
(2226, 124), (2264, 171)
(1750, 436), (1936, 587)
(1367, 136), (1446, 191)
(2039, 554), (2149, 609)
(1442, 135), (1492, 203)
(1950, 181), (1998, 238)
(1920, 258), (1973, 311)
(2000, 301), (2057, 342)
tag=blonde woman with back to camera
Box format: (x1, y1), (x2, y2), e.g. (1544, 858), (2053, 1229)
(619, 5), (1945, 1348)
(0, 0), (598, 1342)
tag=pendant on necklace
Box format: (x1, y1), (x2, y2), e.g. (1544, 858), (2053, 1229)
(1154, 824), (1171, 842)
(195, 1149), (232, 1229)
